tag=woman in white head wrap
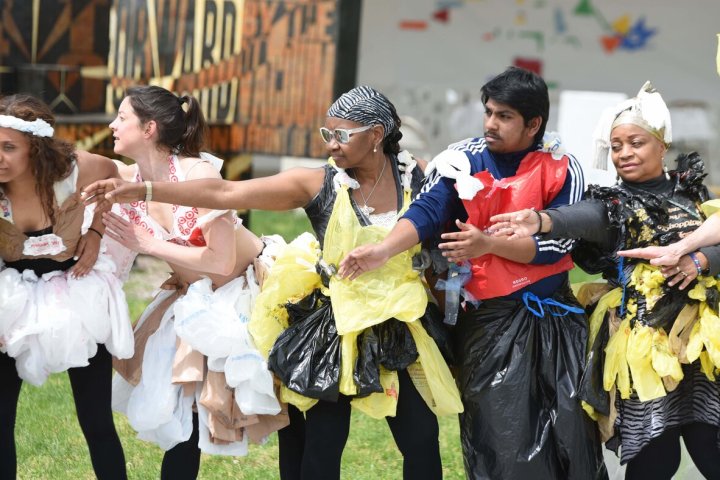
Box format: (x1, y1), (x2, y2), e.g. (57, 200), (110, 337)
(489, 82), (720, 479)
(613, 35), (720, 271)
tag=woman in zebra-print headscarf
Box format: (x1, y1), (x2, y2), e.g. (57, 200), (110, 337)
(81, 85), (460, 480)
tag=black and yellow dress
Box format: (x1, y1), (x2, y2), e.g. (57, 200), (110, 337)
(544, 153), (720, 464)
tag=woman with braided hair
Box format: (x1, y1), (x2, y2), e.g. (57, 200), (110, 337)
(83, 85), (462, 479)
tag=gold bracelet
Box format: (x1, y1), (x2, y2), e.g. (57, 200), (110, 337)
(144, 180), (153, 202)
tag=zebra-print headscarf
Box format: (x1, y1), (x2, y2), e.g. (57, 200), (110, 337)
(326, 86), (395, 139)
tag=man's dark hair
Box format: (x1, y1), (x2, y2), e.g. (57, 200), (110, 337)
(480, 66), (549, 145)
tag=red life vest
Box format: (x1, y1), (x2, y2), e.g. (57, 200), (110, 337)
(461, 151), (575, 300)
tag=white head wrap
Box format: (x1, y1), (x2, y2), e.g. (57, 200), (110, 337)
(591, 81), (671, 170)
(0, 114), (54, 137)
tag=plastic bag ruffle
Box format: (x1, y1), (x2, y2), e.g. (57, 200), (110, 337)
(0, 251), (133, 385)
(112, 267), (285, 455)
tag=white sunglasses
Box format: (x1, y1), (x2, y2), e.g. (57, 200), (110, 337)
(319, 125), (374, 144)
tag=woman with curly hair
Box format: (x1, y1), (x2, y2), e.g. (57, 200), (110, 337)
(0, 94), (132, 479)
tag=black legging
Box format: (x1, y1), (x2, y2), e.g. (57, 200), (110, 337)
(625, 422), (720, 480)
(278, 369), (442, 480)
(160, 412), (201, 479)
(0, 346), (127, 480)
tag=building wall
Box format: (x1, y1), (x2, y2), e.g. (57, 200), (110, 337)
(357, 0), (720, 181)
(0, 0), (347, 167)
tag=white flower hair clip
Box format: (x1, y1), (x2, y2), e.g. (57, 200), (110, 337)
(0, 115), (54, 137)
(541, 132), (565, 160)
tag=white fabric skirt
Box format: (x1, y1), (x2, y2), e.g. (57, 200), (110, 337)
(0, 252), (133, 385)
(112, 265), (281, 455)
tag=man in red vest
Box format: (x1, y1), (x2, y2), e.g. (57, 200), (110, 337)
(339, 67), (607, 479)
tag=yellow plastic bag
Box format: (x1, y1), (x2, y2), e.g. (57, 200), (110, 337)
(338, 331), (360, 396)
(280, 385), (318, 412)
(700, 303), (720, 367)
(700, 350), (717, 382)
(249, 233), (323, 357)
(700, 199), (720, 217)
(603, 318), (632, 399)
(405, 320), (463, 416)
(323, 185), (427, 335)
(586, 287), (622, 353)
(687, 319), (704, 363)
(626, 323), (666, 401)
(351, 367), (399, 419)
(650, 329), (683, 382)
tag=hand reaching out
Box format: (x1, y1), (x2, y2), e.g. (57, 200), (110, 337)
(338, 244), (390, 280)
(69, 229), (101, 278)
(82, 178), (145, 207)
(617, 245), (683, 267)
(660, 254), (700, 290)
(488, 209), (541, 239)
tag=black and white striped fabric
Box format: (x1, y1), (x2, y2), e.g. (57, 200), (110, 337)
(326, 86), (395, 139)
(610, 361), (720, 464)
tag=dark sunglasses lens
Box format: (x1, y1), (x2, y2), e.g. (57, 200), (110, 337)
(320, 128), (333, 143)
(336, 130), (350, 143)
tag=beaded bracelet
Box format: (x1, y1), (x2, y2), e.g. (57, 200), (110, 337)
(689, 252), (703, 275)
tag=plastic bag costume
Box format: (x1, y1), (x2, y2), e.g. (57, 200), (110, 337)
(430, 138), (606, 479)
(0, 163), (133, 386)
(111, 155), (287, 455)
(561, 81), (720, 465)
(575, 152), (720, 463)
(250, 153), (463, 420)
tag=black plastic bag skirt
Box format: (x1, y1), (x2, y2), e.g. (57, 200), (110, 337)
(452, 282), (608, 479)
(268, 289), (427, 402)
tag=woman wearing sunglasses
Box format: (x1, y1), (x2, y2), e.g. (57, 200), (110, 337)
(82, 85), (462, 480)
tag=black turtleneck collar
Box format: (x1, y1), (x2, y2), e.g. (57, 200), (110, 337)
(621, 173), (671, 195)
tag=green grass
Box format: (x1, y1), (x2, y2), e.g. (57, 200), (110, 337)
(16, 375), (463, 479)
(249, 209), (313, 242)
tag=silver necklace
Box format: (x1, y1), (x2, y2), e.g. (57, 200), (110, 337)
(352, 157), (387, 216)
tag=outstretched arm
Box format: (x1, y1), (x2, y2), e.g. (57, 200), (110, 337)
(338, 219), (420, 279)
(83, 166), (324, 212)
(618, 213), (720, 266)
